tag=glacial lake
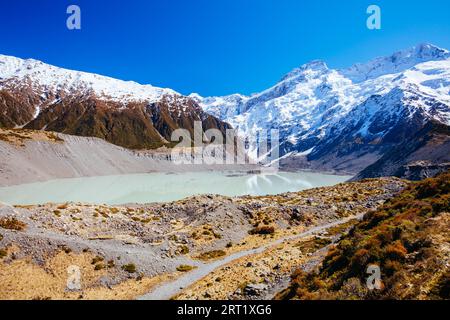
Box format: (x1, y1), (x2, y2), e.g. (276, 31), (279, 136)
(0, 171), (352, 206)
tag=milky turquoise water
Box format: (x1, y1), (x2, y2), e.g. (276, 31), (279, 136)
(0, 171), (351, 205)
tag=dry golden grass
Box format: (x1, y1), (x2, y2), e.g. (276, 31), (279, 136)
(0, 217), (26, 231)
(195, 250), (226, 261)
(177, 219), (358, 300)
(0, 250), (177, 300)
(284, 172), (450, 300)
(0, 128), (63, 147)
(176, 236), (318, 300)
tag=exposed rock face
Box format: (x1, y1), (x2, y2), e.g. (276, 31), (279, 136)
(0, 55), (230, 149)
(353, 121), (450, 180)
(23, 95), (230, 149)
(0, 90), (37, 127)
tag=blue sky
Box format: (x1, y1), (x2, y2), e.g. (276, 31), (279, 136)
(1, 0), (449, 96)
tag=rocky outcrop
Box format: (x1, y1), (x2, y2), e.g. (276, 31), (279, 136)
(353, 121), (450, 180)
(22, 94), (230, 149)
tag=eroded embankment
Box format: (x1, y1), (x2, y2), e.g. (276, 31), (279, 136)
(0, 128), (256, 187)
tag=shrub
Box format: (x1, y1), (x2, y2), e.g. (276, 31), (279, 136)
(0, 217), (26, 231)
(248, 226), (275, 235)
(383, 259), (402, 276)
(284, 170), (450, 300)
(122, 263), (137, 273)
(416, 180), (440, 199)
(375, 227), (393, 245)
(349, 249), (371, 274)
(176, 265), (195, 272)
(385, 241), (407, 261)
(57, 203), (69, 210)
(58, 245), (72, 254)
(110, 208), (120, 214)
(313, 237), (332, 247)
(140, 218), (152, 224)
(91, 256), (104, 265)
(107, 260), (115, 268)
(196, 250), (226, 261)
(0, 249), (7, 258)
(179, 245), (190, 255)
(94, 263), (105, 271)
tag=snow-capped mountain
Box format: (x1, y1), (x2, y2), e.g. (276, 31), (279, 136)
(1, 45), (448, 178)
(0, 54), (230, 149)
(0, 54), (178, 103)
(195, 44), (450, 177)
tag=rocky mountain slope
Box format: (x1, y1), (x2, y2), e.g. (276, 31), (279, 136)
(277, 170), (450, 300)
(0, 55), (230, 149)
(353, 121), (450, 180)
(194, 44), (450, 178)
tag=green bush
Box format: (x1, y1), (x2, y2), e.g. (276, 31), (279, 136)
(122, 263), (137, 273)
(176, 265), (195, 272)
(196, 250), (226, 261)
(248, 226), (275, 235)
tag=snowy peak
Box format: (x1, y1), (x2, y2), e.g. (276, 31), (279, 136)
(195, 43), (450, 174)
(281, 60), (329, 81)
(0, 54), (233, 150)
(340, 43), (450, 82)
(199, 43), (450, 120)
(0, 54), (179, 103)
(411, 43), (449, 59)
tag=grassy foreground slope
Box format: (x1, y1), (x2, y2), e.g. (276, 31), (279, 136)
(279, 171), (450, 300)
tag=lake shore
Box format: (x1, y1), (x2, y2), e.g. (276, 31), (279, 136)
(0, 171), (352, 206)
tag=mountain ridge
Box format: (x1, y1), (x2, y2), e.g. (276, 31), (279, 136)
(195, 43), (450, 179)
(1, 44), (449, 178)
(0, 54), (230, 149)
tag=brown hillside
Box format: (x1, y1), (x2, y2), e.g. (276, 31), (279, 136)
(278, 171), (450, 300)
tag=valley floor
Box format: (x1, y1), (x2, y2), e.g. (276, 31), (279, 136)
(0, 177), (405, 300)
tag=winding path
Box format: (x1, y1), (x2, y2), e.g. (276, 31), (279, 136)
(139, 214), (363, 300)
